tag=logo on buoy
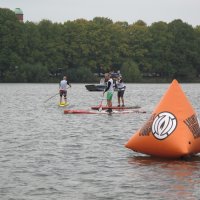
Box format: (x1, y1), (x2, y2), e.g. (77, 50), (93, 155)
(152, 112), (177, 140)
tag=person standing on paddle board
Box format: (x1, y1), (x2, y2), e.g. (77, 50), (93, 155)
(103, 73), (114, 113)
(59, 76), (71, 104)
(116, 76), (126, 107)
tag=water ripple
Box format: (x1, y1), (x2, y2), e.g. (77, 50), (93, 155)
(0, 83), (200, 200)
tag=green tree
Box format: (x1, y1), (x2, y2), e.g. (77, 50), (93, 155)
(168, 19), (198, 80)
(37, 20), (65, 74)
(121, 60), (142, 82)
(127, 21), (152, 73)
(1, 7), (200, 83)
(0, 8), (24, 80)
(68, 66), (97, 82)
(23, 21), (43, 64)
(148, 21), (174, 77)
(194, 26), (200, 76)
(21, 63), (48, 82)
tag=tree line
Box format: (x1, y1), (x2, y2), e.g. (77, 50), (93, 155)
(1, 8), (200, 83)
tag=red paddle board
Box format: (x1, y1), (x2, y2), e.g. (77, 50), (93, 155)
(64, 109), (146, 114)
(91, 105), (141, 110)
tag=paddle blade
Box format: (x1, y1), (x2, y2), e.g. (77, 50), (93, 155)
(98, 100), (103, 112)
(98, 94), (104, 112)
(98, 106), (102, 112)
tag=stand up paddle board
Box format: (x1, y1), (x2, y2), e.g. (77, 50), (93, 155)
(64, 109), (146, 114)
(58, 102), (69, 107)
(91, 105), (141, 110)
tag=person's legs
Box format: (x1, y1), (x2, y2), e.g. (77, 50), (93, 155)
(106, 99), (110, 112)
(107, 100), (111, 107)
(107, 99), (109, 107)
(122, 97), (124, 106)
(60, 91), (63, 103)
(117, 92), (120, 106)
(106, 93), (109, 110)
(121, 91), (125, 106)
(64, 91), (67, 103)
(64, 95), (66, 103)
(109, 93), (113, 112)
(106, 92), (113, 112)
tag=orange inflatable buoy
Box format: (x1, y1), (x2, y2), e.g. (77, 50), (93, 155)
(125, 79), (200, 158)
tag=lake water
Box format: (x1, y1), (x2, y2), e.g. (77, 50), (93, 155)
(0, 83), (200, 200)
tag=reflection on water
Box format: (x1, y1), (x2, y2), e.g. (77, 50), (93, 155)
(0, 83), (200, 200)
(128, 155), (200, 199)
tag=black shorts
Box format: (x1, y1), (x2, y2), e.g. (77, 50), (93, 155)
(60, 90), (67, 97)
(118, 90), (124, 98)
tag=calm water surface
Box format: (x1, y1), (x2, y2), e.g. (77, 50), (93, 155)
(0, 83), (200, 200)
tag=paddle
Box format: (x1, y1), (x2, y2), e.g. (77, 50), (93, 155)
(44, 93), (59, 103)
(44, 85), (71, 104)
(98, 94), (104, 112)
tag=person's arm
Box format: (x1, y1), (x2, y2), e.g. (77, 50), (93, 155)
(67, 81), (71, 87)
(113, 78), (117, 89)
(121, 79), (126, 89)
(104, 81), (111, 93)
(115, 80), (118, 89)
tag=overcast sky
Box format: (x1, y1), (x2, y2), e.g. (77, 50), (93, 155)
(1, 0), (200, 26)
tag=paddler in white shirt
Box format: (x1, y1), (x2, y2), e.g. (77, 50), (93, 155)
(59, 76), (71, 104)
(116, 76), (126, 107)
(103, 73), (114, 113)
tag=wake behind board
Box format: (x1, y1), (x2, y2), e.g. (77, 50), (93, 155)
(91, 105), (141, 110)
(58, 102), (69, 107)
(64, 109), (146, 114)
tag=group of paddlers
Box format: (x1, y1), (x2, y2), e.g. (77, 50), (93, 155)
(59, 73), (126, 113)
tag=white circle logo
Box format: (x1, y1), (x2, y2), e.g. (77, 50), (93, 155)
(152, 112), (177, 140)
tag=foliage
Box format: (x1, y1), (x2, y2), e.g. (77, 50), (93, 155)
(4, 63), (48, 82)
(121, 60), (142, 82)
(1, 8), (200, 83)
(67, 67), (98, 83)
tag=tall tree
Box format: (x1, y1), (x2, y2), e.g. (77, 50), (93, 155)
(0, 8), (24, 80)
(127, 21), (152, 73)
(148, 21), (174, 77)
(168, 19), (198, 80)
